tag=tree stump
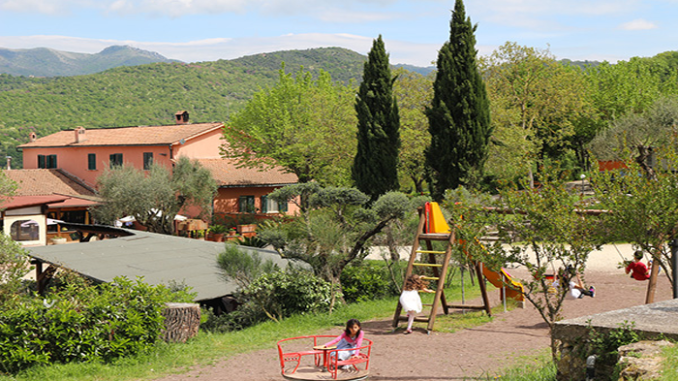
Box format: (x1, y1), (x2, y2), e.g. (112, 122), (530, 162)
(161, 303), (201, 343)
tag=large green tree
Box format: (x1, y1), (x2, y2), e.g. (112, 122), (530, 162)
(222, 65), (357, 187)
(393, 68), (433, 193)
(481, 42), (588, 185)
(352, 35), (401, 200)
(425, 0), (491, 200)
(92, 157), (216, 234)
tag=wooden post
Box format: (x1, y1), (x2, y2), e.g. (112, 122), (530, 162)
(161, 303), (201, 343)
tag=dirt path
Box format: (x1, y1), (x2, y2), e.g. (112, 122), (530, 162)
(153, 269), (673, 381)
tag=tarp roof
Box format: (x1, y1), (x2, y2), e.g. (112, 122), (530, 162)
(25, 228), (294, 302)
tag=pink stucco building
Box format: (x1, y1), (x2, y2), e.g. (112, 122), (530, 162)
(17, 112), (298, 223)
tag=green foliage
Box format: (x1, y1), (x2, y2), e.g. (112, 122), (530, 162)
(426, 0), (492, 199)
(446, 165), (599, 364)
(0, 277), (192, 373)
(585, 321), (641, 371)
(222, 64), (357, 185)
(393, 68), (433, 194)
(91, 157), (216, 234)
(235, 235), (267, 248)
(0, 169), (17, 199)
(208, 224), (228, 234)
(340, 262), (394, 303)
(352, 35), (401, 200)
(216, 244), (280, 289)
(481, 42), (589, 185)
(240, 270), (333, 321)
(0, 233), (29, 304)
(263, 185), (412, 309)
(591, 134), (678, 281)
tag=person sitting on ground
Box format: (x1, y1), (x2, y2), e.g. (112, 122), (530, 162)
(557, 265), (595, 299)
(625, 250), (650, 281)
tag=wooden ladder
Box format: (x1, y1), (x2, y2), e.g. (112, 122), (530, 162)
(392, 207), (492, 333)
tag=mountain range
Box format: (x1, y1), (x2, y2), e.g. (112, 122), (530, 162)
(0, 45), (179, 77)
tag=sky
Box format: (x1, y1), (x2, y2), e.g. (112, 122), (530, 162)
(0, 0), (676, 68)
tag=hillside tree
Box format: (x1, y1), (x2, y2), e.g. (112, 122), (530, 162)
(352, 35), (401, 200)
(426, 0), (492, 200)
(92, 157), (216, 234)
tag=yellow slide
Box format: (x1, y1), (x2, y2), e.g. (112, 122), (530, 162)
(425, 202), (525, 303)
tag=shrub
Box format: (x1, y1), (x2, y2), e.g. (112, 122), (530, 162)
(0, 233), (30, 304)
(240, 270), (333, 322)
(0, 276), (193, 373)
(340, 261), (394, 303)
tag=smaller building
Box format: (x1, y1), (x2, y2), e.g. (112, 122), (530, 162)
(1, 169), (100, 246)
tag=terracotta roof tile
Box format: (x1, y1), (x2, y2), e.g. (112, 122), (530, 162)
(18, 123), (223, 148)
(196, 159), (298, 187)
(0, 195), (68, 210)
(4, 169), (96, 197)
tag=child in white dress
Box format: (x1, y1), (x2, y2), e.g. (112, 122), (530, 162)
(399, 274), (434, 334)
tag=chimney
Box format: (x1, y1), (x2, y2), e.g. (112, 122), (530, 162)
(5, 156), (11, 170)
(74, 126), (86, 143)
(175, 110), (189, 125)
(29, 132), (37, 142)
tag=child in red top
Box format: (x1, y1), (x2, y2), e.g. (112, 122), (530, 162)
(626, 251), (650, 281)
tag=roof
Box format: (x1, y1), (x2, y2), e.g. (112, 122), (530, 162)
(0, 195), (68, 209)
(18, 123), (224, 148)
(197, 158), (298, 187)
(25, 228), (296, 301)
(4, 169), (96, 197)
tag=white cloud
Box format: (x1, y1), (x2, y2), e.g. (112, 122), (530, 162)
(619, 19), (658, 30)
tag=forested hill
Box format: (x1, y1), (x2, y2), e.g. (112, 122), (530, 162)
(0, 47), (369, 168)
(0, 45), (179, 77)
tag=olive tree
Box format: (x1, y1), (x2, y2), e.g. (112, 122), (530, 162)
(259, 185), (412, 310)
(92, 157), (216, 234)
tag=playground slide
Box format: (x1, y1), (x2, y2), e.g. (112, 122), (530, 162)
(425, 202), (525, 302)
(480, 265), (524, 302)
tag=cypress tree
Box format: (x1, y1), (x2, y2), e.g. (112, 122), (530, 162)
(425, 0), (492, 200)
(352, 35), (401, 201)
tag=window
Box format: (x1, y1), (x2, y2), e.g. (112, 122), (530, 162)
(37, 154), (57, 169)
(88, 153), (96, 170)
(239, 196), (255, 213)
(109, 153), (123, 168)
(143, 152), (153, 170)
(260, 195), (288, 213)
(10, 220), (39, 241)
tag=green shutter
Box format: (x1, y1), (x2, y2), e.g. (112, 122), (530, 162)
(38, 155), (45, 168)
(260, 195), (268, 213)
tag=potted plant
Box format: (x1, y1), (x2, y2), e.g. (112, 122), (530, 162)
(228, 227), (238, 237)
(194, 229), (205, 241)
(208, 224), (228, 242)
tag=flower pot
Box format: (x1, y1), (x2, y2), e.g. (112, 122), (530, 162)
(212, 233), (225, 242)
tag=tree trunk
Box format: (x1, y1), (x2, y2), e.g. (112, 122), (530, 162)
(645, 258), (660, 304)
(161, 303), (201, 343)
